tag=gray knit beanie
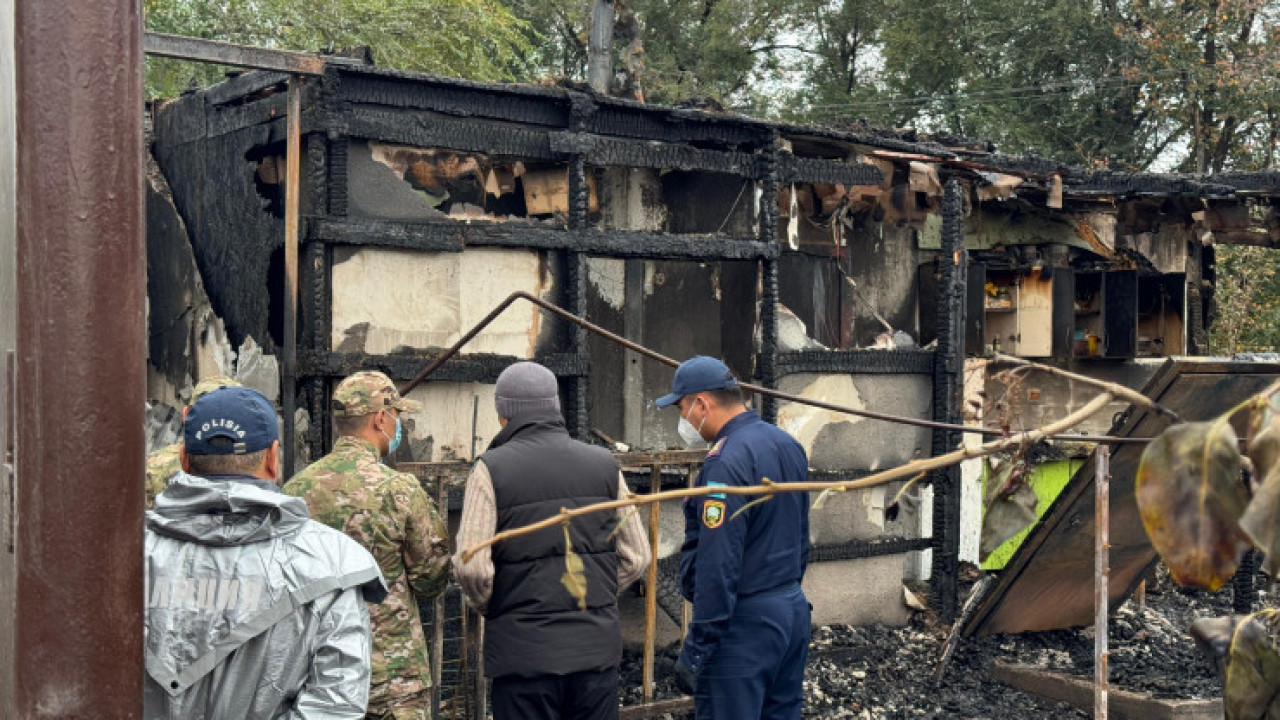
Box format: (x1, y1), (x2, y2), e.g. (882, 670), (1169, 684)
(495, 361), (561, 418)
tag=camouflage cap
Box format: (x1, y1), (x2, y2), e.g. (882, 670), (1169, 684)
(191, 375), (242, 403)
(332, 371), (422, 418)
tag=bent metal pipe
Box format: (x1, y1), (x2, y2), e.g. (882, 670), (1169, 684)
(399, 290), (1160, 445)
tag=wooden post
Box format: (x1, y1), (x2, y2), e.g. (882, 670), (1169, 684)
(282, 75), (302, 478)
(642, 464), (662, 702)
(1095, 446), (1111, 720)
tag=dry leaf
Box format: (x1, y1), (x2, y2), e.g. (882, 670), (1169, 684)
(1242, 415), (1280, 579)
(1136, 421), (1252, 591)
(560, 524), (588, 611)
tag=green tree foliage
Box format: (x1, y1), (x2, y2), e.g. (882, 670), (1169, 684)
(144, 0), (536, 98)
(1209, 244), (1280, 355)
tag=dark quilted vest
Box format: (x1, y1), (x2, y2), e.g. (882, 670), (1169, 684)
(480, 410), (621, 678)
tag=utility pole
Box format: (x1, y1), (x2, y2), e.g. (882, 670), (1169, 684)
(587, 0), (614, 93)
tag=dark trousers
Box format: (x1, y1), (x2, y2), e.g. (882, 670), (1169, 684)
(491, 666), (619, 720)
(695, 584), (811, 720)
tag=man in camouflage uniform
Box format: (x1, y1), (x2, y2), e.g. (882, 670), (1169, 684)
(145, 375), (242, 508)
(283, 371), (451, 720)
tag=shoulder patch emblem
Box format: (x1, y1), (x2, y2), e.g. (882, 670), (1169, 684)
(706, 438), (726, 458)
(703, 500), (726, 529)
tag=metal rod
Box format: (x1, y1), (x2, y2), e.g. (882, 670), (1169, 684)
(397, 290), (1160, 445)
(1094, 445), (1111, 720)
(642, 464), (661, 703)
(143, 31), (337, 75)
(281, 75), (302, 479)
(432, 483), (448, 720)
(474, 615), (487, 720)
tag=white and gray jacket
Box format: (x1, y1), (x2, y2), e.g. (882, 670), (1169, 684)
(144, 473), (387, 720)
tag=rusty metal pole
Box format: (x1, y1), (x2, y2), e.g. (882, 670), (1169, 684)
(1094, 446), (1111, 720)
(6, 0), (145, 715)
(642, 464), (662, 703)
(433, 482), (448, 720)
(282, 75), (302, 478)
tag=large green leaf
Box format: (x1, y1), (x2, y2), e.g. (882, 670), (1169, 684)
(1136, 421), (1251, 591)
(1190, 612), (1280, 720)
(1227, 611), (1280, 720)
(979, 458), (1038, 562)
(1242, 415), (1280, 579)
(560, 524), (588, 611)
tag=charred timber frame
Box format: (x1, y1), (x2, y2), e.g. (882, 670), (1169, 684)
(930, 178), (968, 623)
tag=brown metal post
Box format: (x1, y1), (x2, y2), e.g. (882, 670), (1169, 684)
(282, 75), (302, 479)
(642, 464), (662, 703)
(1094, 446), (1111, 720)
(6, 0), (145, 715)
(433, 482), (448, 720)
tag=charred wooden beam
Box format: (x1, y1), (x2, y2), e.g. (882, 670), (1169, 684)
(333, 72), (572, 128)
(930, 178), (968, 624)
(301, 350), (589, 383)
(549, 132), (766, 176)
(777, 155), (882, 186)
(774, 350), (935, 376)
(307, 219), (779, 260)
(144, 31), (350, 75)
(340, 108), (557, 160)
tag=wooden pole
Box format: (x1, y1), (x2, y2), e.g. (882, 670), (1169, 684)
(282, 75), (302, 479)
(642, 464), (661, 702)
(1094, 446), (1110, 720)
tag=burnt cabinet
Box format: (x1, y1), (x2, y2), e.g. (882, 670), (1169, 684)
(1071, 270), (1137, 358)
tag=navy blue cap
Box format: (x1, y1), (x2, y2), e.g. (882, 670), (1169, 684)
(656, 356), (739, 408)
(184, 386), (279, 455)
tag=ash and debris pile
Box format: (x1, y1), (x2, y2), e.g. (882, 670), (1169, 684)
(620, 565), (1255, 719)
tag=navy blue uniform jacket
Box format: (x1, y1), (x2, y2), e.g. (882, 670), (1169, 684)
(678, 410), (810, 674)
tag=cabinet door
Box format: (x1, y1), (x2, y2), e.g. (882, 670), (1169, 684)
(1051, 267), (1075, 362)
(1104, 270), (1138, 357)
(1014, 269), (1054, 357)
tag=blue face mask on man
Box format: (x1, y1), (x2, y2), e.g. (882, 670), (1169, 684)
(382, 414), (402, 454)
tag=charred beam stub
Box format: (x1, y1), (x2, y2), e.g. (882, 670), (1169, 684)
(303, 350), (589, 384)
(777, 155), (882, 187)
(308, 219), (779, 260)
(774, 350), (935, 377)
(930, 177), (968, 624)
(809, 536), (934, 562)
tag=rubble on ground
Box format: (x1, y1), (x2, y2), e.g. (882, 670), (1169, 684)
(620, 565), (1258, 718)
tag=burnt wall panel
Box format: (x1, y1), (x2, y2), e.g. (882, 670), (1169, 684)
(777, 252), (845, 348)
(662, 172), (755, 236)
(153, 119), (283, 349)
(846, 221), (921, 346)
(585, 258), (627, 442)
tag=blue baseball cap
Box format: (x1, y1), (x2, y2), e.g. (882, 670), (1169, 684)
(184, 386), (279, 455)
(655, 356), (739, 408)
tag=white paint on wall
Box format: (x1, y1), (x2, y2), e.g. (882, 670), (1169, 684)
(330, 247), (548, 356)
(587, 257), (626, 310)
(775, 374), (865, 455)
(403, 382), (503, 462)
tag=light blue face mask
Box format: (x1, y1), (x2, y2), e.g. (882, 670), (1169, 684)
(382, 415), (403, 454)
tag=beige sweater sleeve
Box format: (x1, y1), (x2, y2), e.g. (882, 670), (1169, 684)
(452, 460), (497, 613)
(613, 471), (652, 590)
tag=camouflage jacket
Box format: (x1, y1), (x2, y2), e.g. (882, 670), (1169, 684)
(282, 437), (450, 710)
(145, 443), (183, 510)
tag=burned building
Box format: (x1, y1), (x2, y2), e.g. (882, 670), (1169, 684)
(145, 55), (1280, 646)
